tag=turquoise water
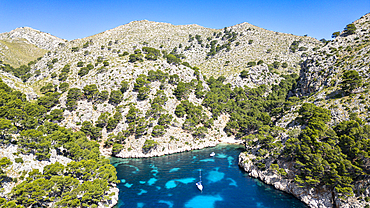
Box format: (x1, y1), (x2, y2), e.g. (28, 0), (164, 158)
(110, 144), (307, 208)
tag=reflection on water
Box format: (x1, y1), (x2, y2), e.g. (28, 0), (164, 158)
(111, 144), (307, 208)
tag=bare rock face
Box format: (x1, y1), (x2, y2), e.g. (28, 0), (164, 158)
(239, 151), (370, 208)
(226, 64), (283, 88)
(296, 13), (370, 97)
(0, 27), (66, 51)
(239, 152), (333, 208)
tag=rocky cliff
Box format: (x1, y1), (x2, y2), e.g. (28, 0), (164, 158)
(239, 151), (370, 208)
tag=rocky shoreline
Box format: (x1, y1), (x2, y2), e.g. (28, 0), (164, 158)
(1, 137), (367, 208)
(238, 152), (369, 208)
(114, 137), (243, 158)
(103, 138), (243, 207)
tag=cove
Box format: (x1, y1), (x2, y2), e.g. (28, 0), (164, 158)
(110, 144), (307, 208)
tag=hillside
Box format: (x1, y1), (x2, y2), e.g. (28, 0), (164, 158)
(240, 13), (370, 208)
(24, 20), (319, 83)
(0, 13), (369, 208)
(0, 27), (66, 67)
(84, 20), (320, 77)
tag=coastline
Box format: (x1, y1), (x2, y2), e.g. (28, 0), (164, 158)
(238, 152), (332, 208)
(237, 152), (369, 208)
(110, 137), (244, 158)
(105, 137), (243, 208)
(107, 138), (365, 208)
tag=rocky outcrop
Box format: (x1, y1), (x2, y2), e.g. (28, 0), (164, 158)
(296, 13), (370, 97)
(13, 18), (320, 85)
(0, 27), (66, 51)
(238, 152), (370, 208)
(226, 64), (283, 88)
(238, 152), (333, 207)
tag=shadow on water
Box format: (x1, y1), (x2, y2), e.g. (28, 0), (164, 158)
(111, 144), (307, 208)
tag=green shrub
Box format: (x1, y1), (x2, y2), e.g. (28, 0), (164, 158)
(66, 88), (82, 110)
(142, 47), (160, 60)
(129, 53), (143, 63)
(142, 139), (159, 152)
(289, 40), (300, 52)
(35, 70), (41, 76)
(112, 143), (123, 156)
(166, 54), (181, 65)
(106, 112), (122, 131)
(240, 70), (248, 78)
(78, 67), (89, 77)
(278, 168), (287, 176)
(270, 163), (279, 171)
(272, 61), (280, 69)
(120, 81), (129, 93)
(40, 83), (56, 94)
(58, 72), (68, 81)
(257, 162), (265, 169)
(15, 158), (23, 163)
(83, 84), (99, 101)
(247, 61), (256, 67)
(77, 61), (84, 67)
(109, 90), (123, 105)
(298, 46), (307, 51)
(97, 90), (109, 103)
(152, 125), (165, 137)
(47, 109), (64, 122)
(71, 47), (79, 52)
(344, 23), (356, 35)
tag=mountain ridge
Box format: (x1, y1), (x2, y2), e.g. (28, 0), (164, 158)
(1, 19), (319, 75)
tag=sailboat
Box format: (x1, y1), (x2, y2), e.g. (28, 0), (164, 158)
(196, 169), (203, 192)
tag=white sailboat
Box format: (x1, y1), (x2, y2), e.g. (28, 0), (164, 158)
(196, 169), (203, 192)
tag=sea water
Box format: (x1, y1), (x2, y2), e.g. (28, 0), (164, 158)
(110, 144), (307, 208)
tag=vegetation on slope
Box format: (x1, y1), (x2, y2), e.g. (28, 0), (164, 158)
(0, 59), (41, 82)
(242, 15), (370, 206)
(0, 39), (46, 68)
(0, 78), (118, 207)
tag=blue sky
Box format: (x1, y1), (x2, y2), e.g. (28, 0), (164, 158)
(0, 0), (368, 40)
